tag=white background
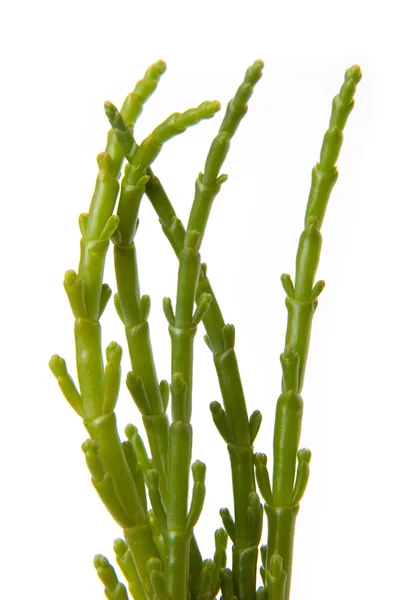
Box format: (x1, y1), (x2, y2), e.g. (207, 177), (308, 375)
(1, 1), (399, 598)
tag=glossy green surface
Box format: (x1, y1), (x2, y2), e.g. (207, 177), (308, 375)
(146, 62), (264, 599)
(50, 61), (361, 600)
(256, 64), (362, 600)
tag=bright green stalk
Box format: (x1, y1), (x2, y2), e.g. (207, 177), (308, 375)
(164, 236), (207, 599)
(49, 67), (170, 597)
(114, 233), (169, 500)
(108, 95), (221, 451)
(106, 95), (220, 595)
(161, 111), (231, 596)
(255, 65), (362, 600)
(145, 60), (264, 600)
(49, 160), (145, 524)
(285, 64), (362, 393)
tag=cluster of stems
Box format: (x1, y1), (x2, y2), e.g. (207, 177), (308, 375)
(50, 60), (361, 600)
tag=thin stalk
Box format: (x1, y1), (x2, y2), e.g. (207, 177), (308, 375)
(145, 60), (264, 600)
(106, 91), (221, 596)
(164, 236), (207, 599)
(162, 112), (231, 596)
(50, 66), (171, 598)
(255, 65), (362, 600)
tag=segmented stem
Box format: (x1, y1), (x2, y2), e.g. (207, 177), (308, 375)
(109, 92), (221, 595)
(50, 62), (171, 599)
(264, 65), (362, 600)
(158, 90), (229, 596)
(146, 60), (264, 600)
(165, 235), (207, 600)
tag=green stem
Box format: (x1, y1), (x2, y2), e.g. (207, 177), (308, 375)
(213, 339), (251, 447)
(144, 62), (264, 598)
(228, 444), (255, 543)
(74, 317), (105, 419)
(233, 546), (259, 600)
(84, 412), (145, 523)
(265, 65), (362, 600)
(50, 64), (171, 600)
(124, 319), (160, 405)
(146, 174), (258, 600)
(272, 392), (303, 506)
(165, 531), (192, 600)
(283, 298), (315, 394)
(283, 64), (362, 394)
(108, 95), (220, 597)
(114, 241), (168, 496)
(51, 155), (146, 528)
(165, 242), (199, 599)
(169, 326), (196, 422)
(265, 506), (298, 600)
(196, 267), (226, 355)
(124, 524), (160, 600)
(228, 444), (257, 597)
(167, 421), (193, 531)
(159, 97), (225, 597)
(145, 168), (227, 355)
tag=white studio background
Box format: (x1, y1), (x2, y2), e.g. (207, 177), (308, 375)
(0, 1), (398, 598)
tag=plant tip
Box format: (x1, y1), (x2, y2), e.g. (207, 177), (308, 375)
(192, 460), (206, 482)
(113, 538), (127, 557)
(96, 151), (112, 169)
(93, 554), (108, 568)
(81, 439), (97, 453)
(346, 64), (362, 83)
(155, 59), (167, 73)
(210, 400), (222, 415)
(106, 341), (122, 363)
(298, 448), (312, 463)
(215, 527), (228, 545)
(254, 452), (267, 466)
(104, 100), (117, 116)
(246, 59), (264, 84)
(64, 269), (77, 287)
(125, 423), (138, 439)
(49, 354), (66, 376)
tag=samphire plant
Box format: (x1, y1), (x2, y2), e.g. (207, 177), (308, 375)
(49, 59), (361, 600)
